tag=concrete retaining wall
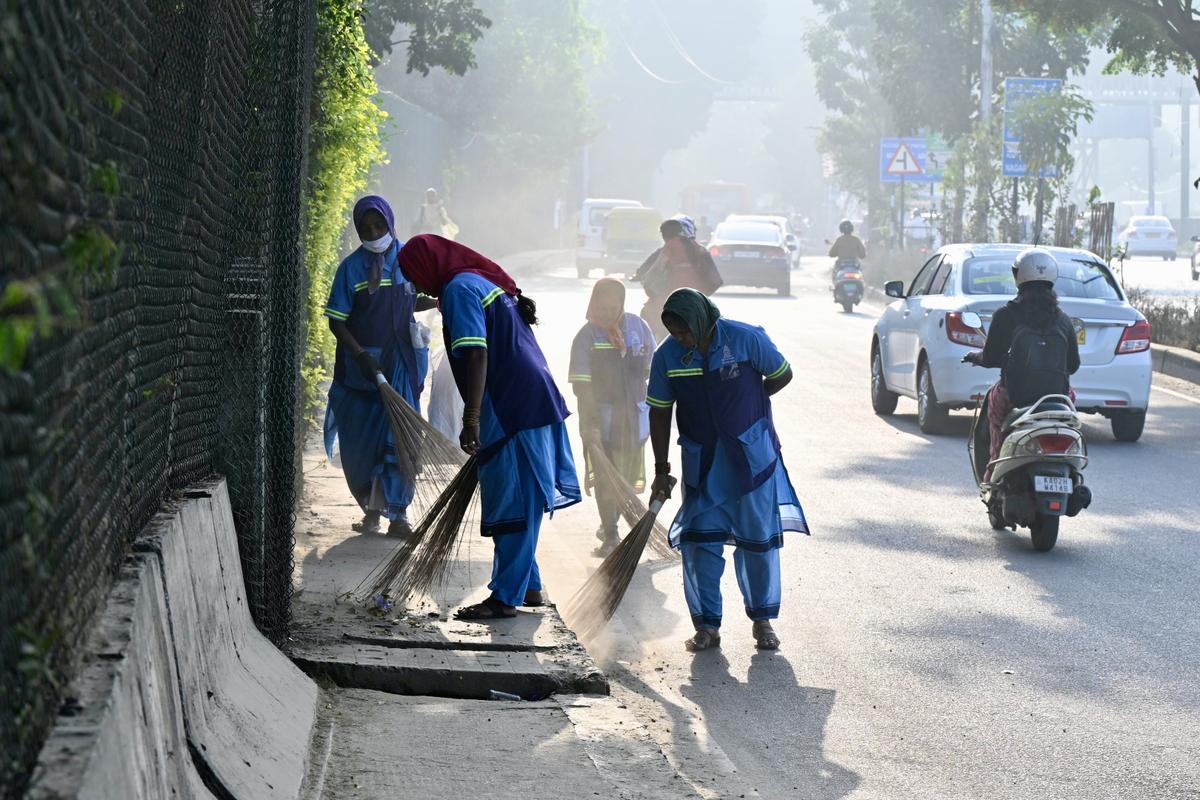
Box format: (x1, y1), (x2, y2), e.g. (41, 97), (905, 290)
(27, 479), (318, 800)
(1151, 343), (1200, 386)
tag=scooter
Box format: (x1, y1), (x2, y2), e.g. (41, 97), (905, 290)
(967, 381), (1093, 552)
(832, 258), (864, 313)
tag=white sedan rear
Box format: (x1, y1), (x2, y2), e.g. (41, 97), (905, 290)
(870, 244), (1152, 441)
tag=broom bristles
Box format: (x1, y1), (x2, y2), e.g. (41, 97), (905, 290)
(564, 491), (672, 641)
(586, 442), (677, 561)
(355, 455), (479, 603)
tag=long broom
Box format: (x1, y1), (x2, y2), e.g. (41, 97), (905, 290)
(564, 475), (677, 641)
(585, 442), (678, 561)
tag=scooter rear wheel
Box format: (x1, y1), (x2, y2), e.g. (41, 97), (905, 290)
(1030, 513), (1059, 552)
(841, 301), (853, 313)
(987, 502), (1006, 531)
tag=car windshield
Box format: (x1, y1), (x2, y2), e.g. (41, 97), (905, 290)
(1130, 216), (1171, 228)
(716, 224), (781, 243)
(963, 256), (1122, 300)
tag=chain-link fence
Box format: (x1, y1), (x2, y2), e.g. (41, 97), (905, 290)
(0, 0), (314, 792)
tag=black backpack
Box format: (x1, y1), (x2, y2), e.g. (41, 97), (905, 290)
(1004, 322), (1070, 407)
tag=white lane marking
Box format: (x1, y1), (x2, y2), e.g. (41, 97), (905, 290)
(1152, 384), (1200, 405)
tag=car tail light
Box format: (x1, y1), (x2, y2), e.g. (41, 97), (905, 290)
(946, 312), (985, 347)
(1115, 319), (1151, 354)
(839, 271), (863, 280)
(770, 246), (788, 258)
(709, 245), (722, 257)
(1035, 434), (1078, 455)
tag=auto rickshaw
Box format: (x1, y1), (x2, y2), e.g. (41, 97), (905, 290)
(602, 207), (662, 274)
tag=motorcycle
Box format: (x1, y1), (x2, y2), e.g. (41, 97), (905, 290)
(964, 313), (1092, 551)
(832, 258), (864, 313)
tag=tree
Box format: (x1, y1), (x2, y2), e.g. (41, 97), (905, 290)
(1001, 0), (1200, 95)
(363, 0), (491, 74)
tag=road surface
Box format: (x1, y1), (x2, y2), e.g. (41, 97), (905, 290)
(1117, 254), (1199, 299)
(512, 253), (1200, 800)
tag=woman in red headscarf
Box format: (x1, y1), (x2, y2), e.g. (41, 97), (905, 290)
(399, 235), (581, 620)
(567, 278), (657, 553)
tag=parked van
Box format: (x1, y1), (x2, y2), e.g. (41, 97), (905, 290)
(576, 198), (642, 278)
(603, 207), (662, 274)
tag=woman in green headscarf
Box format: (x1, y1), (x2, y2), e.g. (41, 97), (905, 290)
(645, 289), (808, 652)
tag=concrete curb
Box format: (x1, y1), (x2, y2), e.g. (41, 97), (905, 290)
(1151, 342), (1200, 386)
(29, 479), (320, 800)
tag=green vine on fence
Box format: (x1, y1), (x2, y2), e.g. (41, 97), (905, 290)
(301, 0), (387, 421)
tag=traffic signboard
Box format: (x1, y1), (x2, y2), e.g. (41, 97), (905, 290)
(879, 137), (937, 183)
(1002, 77), (1063, 178)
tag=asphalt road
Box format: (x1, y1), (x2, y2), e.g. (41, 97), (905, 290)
(514, 252), (1200, 800)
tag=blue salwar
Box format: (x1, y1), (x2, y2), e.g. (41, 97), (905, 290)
(647, 318), (808, 629)
(440, 273), (580, 606)
(323, 244), (429, 522)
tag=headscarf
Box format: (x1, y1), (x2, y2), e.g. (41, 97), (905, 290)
(662, 287), (720, 345)
(670, 214), (697, 240)
(399, 234), (520, 298)
(352, 195), (397, 295)
(586, 277), (627, 356)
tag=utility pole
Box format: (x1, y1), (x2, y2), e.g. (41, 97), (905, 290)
(980, 0), (993, 121)
(1181, 84), (1191, 221)
(1147, 98), (1156, 214)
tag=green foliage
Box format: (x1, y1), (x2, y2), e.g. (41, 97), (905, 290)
(1126, 289), (1200, 353)
(303, 0), (389, 420)
(363, 0), (490, 74)
(1007, 86), (1093, 179)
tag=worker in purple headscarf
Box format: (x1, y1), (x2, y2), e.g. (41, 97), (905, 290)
(323, 196), (437, 537)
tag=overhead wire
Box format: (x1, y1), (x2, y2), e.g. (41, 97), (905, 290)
(649, 0), (736, 85)
(617, 27), (688, 84)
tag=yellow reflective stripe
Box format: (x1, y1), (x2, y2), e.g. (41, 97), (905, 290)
(451, 336), (487, 350)
(646, 396), (674, 408)
(568, 374), (592, 382)
(353, 279), (395, 292)
(481, 287), (505, 308)
(764, 360), (790, 380)
(592, 343), (615, 350)
(324, 308), (349, 320)
(666, 368), (704, 377)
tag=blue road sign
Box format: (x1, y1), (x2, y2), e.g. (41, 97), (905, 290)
(1002, 77), (1063, 178)
(880, 137), (936, 183)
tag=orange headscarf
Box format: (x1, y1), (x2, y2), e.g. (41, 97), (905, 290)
(586, 277), (627, 356)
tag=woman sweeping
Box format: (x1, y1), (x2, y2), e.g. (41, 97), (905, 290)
(568, 278), (656, 553)
(324, 196), (435, 537)
(646, 288), (807, 651)
(400, 234), (581, 620)
(633, 215), (723, 341)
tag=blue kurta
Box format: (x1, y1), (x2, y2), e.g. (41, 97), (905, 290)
(647, 318), (807, 627)
(440, 273), (581, 606)
(323, 243), (429, 521)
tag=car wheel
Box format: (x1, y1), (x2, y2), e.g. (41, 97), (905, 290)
(777, 274), (792, 296)
(917, 360), (949, 434)
(576, 264), (590, 279)
(1111, 410), (1146, 442)
(871, 348), (899, 416)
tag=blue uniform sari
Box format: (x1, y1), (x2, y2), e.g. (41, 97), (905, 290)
(440, 273), (580, 606)
(323, 244), (429, 522)
(647, 318), (808, 629)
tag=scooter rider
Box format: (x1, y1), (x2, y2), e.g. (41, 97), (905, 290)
(828, 219), (866, 281)
(964, 248), (1080, 477)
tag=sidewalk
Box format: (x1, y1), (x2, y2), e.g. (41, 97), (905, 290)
(291, 430), (697, 799)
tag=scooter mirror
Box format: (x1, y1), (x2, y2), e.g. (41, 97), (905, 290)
(960, 311), (983, 329)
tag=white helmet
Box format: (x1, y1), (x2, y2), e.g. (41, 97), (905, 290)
(1013, 248), (1058, 287)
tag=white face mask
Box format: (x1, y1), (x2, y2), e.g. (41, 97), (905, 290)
(362, 232), (393, 253)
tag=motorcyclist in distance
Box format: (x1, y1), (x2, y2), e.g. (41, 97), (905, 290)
(829, 219), (866, 281)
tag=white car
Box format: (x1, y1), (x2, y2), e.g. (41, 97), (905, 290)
(1117, 215), (1178, 260)
(870, 244), (1152, 441)
(576, 198), (642, 277)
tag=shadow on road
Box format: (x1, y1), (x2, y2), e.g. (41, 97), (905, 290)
(680, 651), (861, 799)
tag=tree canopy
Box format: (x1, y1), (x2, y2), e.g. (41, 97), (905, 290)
(363, 0), (491, 74)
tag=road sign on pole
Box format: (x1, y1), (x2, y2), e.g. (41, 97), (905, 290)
(880, 137), (937, 183)
(1002, 77), (1064, 178)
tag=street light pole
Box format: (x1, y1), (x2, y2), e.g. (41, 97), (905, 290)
(980, 0), (993, 121)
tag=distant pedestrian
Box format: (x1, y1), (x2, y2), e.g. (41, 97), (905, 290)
(568, 278), (656, 553)
(400, 235), (581, 620)
(646, 289), (808, 652)
(633, 215), (723, 341)
(324, 196), (435, 537)
(412, 188), (459, 239)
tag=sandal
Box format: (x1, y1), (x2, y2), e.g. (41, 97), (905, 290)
(352, 511), (381, 534)
(454, 596), (518, 621)
(522, 589), (547, 607)
(685, 628), (721, 652)
(752, 620), (780, 650)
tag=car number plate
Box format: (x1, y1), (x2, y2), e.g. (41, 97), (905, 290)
(1034, 475), (1072, 494)
(733, 250), (761, 258)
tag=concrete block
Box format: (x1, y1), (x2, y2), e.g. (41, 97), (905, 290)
(137, 479), (318, 800)
(27, 555), (212, 800)
(1153, 343), (1200, 386)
